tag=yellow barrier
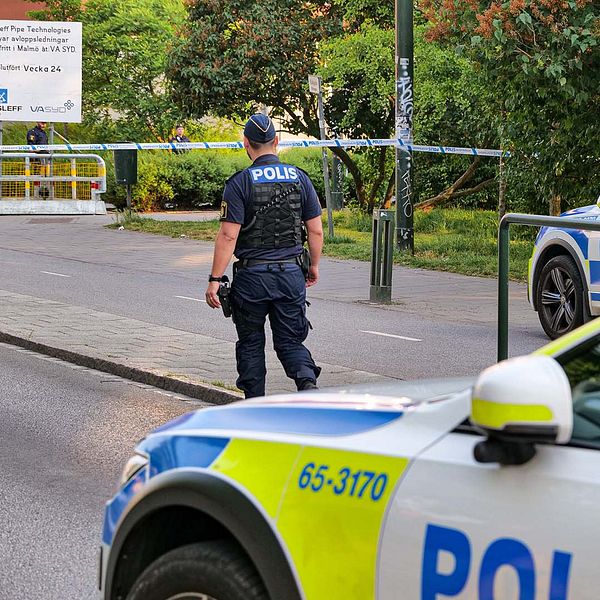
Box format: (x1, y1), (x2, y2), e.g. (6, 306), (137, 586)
(0, 154), (106, 202)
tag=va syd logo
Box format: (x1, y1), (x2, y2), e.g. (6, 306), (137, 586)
(30, 99), (75, 114)
(0, 89), (8, 104)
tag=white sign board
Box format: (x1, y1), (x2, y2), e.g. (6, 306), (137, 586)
(0, 20), (82, 123)
(308, 75), (321, 95)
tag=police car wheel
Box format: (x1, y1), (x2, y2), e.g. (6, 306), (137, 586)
(125, 540), (269, 600)
(536, 254), (584, 339)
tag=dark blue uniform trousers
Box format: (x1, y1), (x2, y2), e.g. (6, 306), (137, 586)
(231, 262), (321, 398)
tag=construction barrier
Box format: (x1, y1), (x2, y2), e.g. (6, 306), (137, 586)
(0, 153), (107, 214)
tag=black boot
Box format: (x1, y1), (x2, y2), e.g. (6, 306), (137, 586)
(297, 378), (318, 391)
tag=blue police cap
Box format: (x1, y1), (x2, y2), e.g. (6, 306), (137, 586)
(244, 114), (276, 143)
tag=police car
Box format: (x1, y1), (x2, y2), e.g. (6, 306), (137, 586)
(529, 195), (600, 339)
(100, 317), (600, 600)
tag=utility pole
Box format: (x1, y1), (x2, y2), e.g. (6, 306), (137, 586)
(395, 0), (414, 253)
(309, 75), (334, 237)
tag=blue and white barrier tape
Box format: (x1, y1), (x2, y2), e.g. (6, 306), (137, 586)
(0, 138), (507, 158)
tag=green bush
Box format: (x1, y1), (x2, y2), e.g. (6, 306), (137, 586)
(105, 150), (250, 210)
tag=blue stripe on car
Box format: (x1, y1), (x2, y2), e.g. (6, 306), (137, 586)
(590, 261), (600, 285)
(153, 406), (404, 437)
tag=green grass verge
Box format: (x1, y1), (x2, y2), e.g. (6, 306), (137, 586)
(108, 208), (533, 281)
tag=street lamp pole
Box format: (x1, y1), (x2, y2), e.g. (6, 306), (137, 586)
(395, 0), (414, 253)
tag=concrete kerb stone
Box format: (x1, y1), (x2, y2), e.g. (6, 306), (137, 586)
(0, 330), (241, 405)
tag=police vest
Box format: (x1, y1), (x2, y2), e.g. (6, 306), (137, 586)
(237, 163), (303, 250)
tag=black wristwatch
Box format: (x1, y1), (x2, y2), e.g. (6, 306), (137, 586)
(208, 275), (223, 282)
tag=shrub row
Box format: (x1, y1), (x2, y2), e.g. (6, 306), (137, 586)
(103, 147), (339, 212)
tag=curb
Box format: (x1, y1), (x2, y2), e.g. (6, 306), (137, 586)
(0, 331), (241, 406)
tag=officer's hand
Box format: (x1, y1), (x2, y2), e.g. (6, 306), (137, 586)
(306, 265), (319, 287)
(205, 281), (221, 308)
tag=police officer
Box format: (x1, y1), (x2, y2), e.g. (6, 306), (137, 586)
(26, 122), (50, 198)
(169, 124), (191, 154)
(26, 121), (49, 147)
(205, 114), (323, 398)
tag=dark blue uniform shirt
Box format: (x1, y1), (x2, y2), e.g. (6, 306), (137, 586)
(222, 154), (322, 260)
(27, 126), (48, 146)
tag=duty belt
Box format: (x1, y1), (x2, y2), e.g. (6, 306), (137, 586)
(237, 257), (300, 268)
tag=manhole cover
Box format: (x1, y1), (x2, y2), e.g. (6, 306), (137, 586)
(27, 217), (75, 224)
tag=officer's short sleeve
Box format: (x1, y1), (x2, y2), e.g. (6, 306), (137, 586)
(299, 172), (322, 221)
(27, 131), (35, 143)
(221, 172), (246, 224)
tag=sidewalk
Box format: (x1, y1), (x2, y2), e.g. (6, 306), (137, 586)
(0, 289), (396, 404)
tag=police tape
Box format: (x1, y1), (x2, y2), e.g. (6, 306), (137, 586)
(0, 138), (507, 158)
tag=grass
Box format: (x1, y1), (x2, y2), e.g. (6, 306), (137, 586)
(108, 208), (534, 281)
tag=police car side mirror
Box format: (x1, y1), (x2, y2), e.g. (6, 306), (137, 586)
(470, 356), (573, 465)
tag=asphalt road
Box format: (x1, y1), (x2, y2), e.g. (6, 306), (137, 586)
(0, 215), (547, 379)
(0, 343), (202, 599)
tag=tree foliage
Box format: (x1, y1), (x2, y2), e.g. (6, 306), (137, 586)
(169, 1), (496, 211)
(168, 0), (342, 130)
(82, 0), (186, 141)
(29, 0), (186, 142)
(320, 24), (498, 209)
(26, 0), (82, 21)
(421, 0), (600, 213)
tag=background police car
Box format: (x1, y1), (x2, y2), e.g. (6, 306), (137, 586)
(530, 195), (600, 338)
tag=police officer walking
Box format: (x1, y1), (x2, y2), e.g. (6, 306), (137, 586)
(205, 114), (323, 398)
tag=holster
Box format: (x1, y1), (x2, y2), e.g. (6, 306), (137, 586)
(217, 276), (232, 318)
(298, 248), (311, 281)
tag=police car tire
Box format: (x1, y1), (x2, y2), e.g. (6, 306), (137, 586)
(126, 540), (270, 600)
(536, 254), (584, 340)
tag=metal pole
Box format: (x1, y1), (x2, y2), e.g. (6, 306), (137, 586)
(395, 0), (414, 253)
(317, 85), (334, 237)
(497, 218), (510, 361)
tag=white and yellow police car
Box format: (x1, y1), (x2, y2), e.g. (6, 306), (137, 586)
(100, 317), (600, 600)
(529, 194), (600, 339)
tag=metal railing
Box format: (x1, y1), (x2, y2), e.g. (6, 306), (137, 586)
(0, 153), (106, 202)
(497, 213), (600, 361)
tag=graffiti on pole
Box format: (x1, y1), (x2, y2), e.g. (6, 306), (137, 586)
(399, 154), (413, 218)
(396, 57), (413, 141)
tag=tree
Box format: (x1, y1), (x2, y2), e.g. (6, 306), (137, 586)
(168, 0), (342, 127)
(321, 24), (499, 210)
(420, 0), (600, 214)
(29, 0), (187, 142)
(26, 0), (82, 21)
(82, 0), (186, 141)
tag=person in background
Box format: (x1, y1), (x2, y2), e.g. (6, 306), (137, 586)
(26, 122), (50, 198)
(169, 124), (191, 154)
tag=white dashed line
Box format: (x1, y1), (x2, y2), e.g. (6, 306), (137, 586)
(40, 271), (71, 278)
(175, 295), (206, 303)
(360, 330), (422, 342)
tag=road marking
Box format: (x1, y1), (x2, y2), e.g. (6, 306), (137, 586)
(40, 270), (71, 278)
(175, 295), (206, 303)
(360, 330), (422, 342)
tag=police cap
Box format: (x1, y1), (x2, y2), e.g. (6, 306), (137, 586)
(244, 114), (275, 143)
